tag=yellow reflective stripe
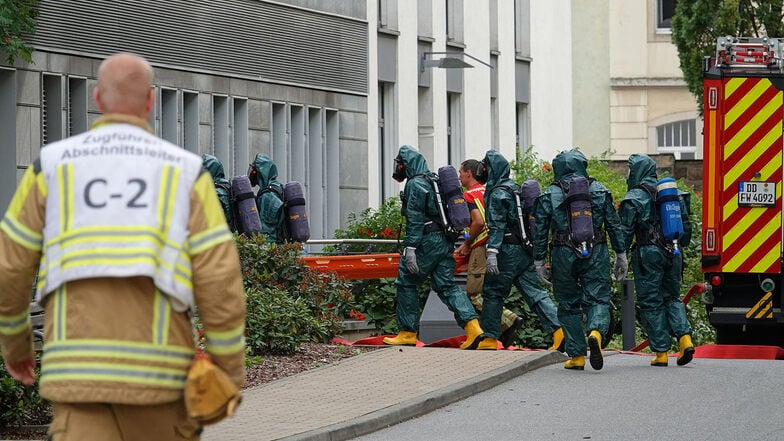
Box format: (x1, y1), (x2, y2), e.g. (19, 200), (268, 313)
(47, 225), (182, 251)
(42, 339), (192, 366)
(152, 290), (171, 346)
(53, 286), (66, 341)
(57, 164), (75, 232)
(0, 216), (43, 251)
(157, 165), (179, 235)
(205, 324), (245, 355)
(4, 167), (37, 219)
(189, 225), (233, 255)
(0, 310), (31, 335)
(40, 361), (187, 388)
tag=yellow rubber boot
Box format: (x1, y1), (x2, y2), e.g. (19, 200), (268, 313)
(477, 338), (498, 350)
(459, 319), (485, 350)
(382, 331), (417, 346)
(677, 334), (695, 366)
(650, 352), (669, 367)
(587, 330), (603, 370)
(564, 355), (585, 370)
(549, 327), (565, 351)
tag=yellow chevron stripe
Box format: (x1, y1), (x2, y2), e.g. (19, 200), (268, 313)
(746, 292), (773, 319)
(755, 302), (772, 319)
(724, 77), (746, 99)
(723, 124), (781, 191)
(751, 238), (782, 273)
(724, 79), (769, 129)
(723, 212), (781, 271)
(724, 88), (779, 159)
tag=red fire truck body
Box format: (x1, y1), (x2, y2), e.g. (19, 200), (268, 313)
(702, 36), (784, 345)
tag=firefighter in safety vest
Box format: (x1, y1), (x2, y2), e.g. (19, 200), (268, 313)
(532, 149), (626, 371)
(473, 150), (563, 350)
(618, 153), (695, 367)
(202, 154), (235, 231)
(383, 145), (485, 349)
(249, 153), (287, 245)
(0, 53), (246, 440)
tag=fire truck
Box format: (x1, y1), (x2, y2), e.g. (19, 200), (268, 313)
(702, 36), (784, 346)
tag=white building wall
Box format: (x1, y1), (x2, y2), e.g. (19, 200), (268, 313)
(495, 0), (519, 159)
(462, 6), (492, 161)
(367, 0), (381, 205)
(530, 0), (573, 162)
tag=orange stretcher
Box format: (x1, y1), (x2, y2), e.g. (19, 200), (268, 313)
(301, 252), (469, 280)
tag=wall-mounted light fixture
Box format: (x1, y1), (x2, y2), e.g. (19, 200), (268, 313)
(420, 51), (494, 73)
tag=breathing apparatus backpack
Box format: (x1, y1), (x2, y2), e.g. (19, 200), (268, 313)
(214, 180), (236, 232)
(634, 178), (684, 255)
(257, 181), (311, 243)
(520, 179), (542, 246)
(416, 165), (470, 243)
(230, 175), (262, 236)
(558, 176), (595, 258)
(492, 184), (533, 251)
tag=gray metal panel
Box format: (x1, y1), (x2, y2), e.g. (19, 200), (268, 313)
(30, 0), (369, 95)
(515, 59), (530, 103)
(490, 55), (498, 98)
(418, 41), (431, 88)
(446, 66), (463, 93)
(377, 34), (397, 83)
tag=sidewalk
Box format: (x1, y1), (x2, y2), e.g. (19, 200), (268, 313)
(203, 346), (566, 441)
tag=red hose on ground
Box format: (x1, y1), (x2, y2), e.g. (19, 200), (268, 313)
(628, 283), (704, 353)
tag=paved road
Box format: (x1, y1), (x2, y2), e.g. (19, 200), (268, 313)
(354, 353), (784, 441)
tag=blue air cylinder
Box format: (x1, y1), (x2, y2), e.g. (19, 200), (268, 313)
(230, 175), (262, 235)
(437, 165), (471, 231)
(656, 177), (683, 255)
(520, 179), (541, 240)
(284, 181), (310, 243)
(566, 176), (593, 257)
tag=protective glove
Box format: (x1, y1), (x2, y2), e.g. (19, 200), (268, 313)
(534, 260), (552, 288)
(486, 248), (500, 275)
(613, 252), (628, 281)
(403, 247), (419, 274)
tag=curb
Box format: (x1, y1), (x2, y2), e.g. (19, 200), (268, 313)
(280, 350), (567, 441)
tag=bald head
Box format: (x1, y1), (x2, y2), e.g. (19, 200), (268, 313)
(93, 53), (154, 118)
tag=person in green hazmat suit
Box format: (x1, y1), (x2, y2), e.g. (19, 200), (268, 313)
(249, 153), (287, 244)
(202, 153), (235, 231)
(532, 149), (627, 370)
(618, 153), (695, 367)
(474, 150), (564, 350)
(382, 145), (485, 349)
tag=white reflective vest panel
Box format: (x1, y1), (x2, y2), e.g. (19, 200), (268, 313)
(36, 124), (203, 311)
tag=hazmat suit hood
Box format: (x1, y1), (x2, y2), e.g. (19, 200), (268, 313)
(395, 145), (431, 180)
(626, 153), (658, 189)
(482, 149), (511, 191)
(251, 154), (279, 188)
(552, 149), (588, 182)
(202, 154), (226, 181)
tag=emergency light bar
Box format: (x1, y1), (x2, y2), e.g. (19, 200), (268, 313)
(715, 36), (784, 68)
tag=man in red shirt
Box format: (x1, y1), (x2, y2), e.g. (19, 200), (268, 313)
(457, 159), (523, 348)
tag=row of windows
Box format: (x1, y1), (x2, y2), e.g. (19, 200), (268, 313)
(37, 73), (341, 240)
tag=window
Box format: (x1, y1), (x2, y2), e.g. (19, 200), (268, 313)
(379, 82), (396, 202)
(213, 95), (229, 171)
(656, 119), (696, 159)
(232, 98), (248, 178)
(43, 74), (63, 145)
(161, 88), (178, 145)
(67, 77), (87, 136)
(182, 91), (199, 153)
(657, 0), (677, 30)
(447, 92), (463, 164)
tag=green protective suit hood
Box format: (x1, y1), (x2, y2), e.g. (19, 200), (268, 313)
(626, 153), (658, 189)
(202, 154), (226, 180)
(396, 145), (431, 179)
(251, 154), (279, 188)
(553, 149), (588, 182)
(482, 149), (511, 191)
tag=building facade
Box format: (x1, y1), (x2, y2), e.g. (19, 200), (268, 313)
(531, 0), (699, 162)
(2, 0), (538, 236)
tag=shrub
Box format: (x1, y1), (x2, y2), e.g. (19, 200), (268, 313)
(244, 287), (325, 354)
(235, 234), (356, 351)
(0, 360), (49, 428)
(330, 197), (405, 254)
